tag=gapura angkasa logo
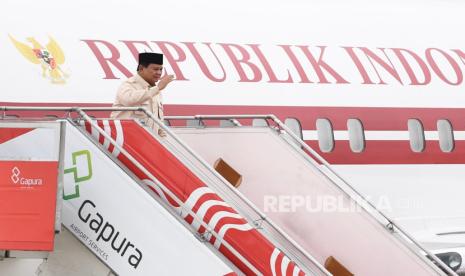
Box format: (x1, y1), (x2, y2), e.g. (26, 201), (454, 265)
(9, 35), (69, 84)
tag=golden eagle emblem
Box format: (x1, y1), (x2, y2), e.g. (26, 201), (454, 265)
(9, 35), (69, 84)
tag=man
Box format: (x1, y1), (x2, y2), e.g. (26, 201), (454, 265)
(110, 52), (174, 136)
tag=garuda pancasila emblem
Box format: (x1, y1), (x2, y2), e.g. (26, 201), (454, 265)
(9, 35), (69, 84)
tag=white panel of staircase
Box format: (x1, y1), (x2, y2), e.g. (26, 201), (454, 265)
(62, 123), (234, 276)
(0, 122), (60, 160)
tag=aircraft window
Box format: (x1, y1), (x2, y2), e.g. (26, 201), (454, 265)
(408, 119), (425, 152)
(316, 118), (334, 152)
(220, 119), (236, 127)
(347, 119), (365, 153)
(284, 118), (303, 140)
(437, 119), (454, 152)
(186, 119), (204, 127)
(252, 118), (269, 127)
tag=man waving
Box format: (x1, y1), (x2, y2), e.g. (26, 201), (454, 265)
(111, 52), (174, 136)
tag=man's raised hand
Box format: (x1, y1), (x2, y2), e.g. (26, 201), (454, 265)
(158, 74), (175, 90)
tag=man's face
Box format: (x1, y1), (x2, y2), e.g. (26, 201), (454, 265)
(139, 64), (163, 86)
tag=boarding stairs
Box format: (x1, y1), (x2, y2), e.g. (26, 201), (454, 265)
(0, 107), (329, 276)
(162, 114), (459, 276)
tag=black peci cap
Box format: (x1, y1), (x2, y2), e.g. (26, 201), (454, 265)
(138, 52), (163, 65)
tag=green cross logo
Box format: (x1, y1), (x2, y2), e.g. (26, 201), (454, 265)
(63, 150), (92, 200)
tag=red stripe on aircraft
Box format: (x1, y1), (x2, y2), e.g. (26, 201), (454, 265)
(307, 140), (465, 164)
(3, 102), (465, 164)
(164, 104), (465, 131)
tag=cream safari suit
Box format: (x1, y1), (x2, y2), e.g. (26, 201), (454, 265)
(110, 73), (164, 133)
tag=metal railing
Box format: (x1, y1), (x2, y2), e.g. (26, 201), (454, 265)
(0, 106), (334, 275)
(1, 107), (456, 275)
(0, 106), (263, 275)
(164, 114), (457, 276)
(142, 114), (329, 275)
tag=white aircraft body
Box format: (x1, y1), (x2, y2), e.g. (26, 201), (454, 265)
(2, 0), (465, 274)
